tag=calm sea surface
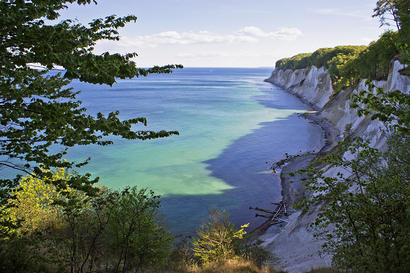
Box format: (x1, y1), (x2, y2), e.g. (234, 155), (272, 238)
(67, 68), (323, 235)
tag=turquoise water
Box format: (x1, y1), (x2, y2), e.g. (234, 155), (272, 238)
(68, 68), (323, 235)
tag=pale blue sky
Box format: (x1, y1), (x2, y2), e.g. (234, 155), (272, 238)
(59, 0), (391, 67)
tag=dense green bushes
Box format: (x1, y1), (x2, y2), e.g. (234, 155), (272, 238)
(275, 31), (402, 92)
(0, 175), (172, 273)
(0, 171), (275, 273)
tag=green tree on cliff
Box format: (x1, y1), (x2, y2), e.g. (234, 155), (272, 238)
(374, 0), (410, 66)
(298, 135), (409, 272)
(374, 0), (410, 36)
(0, 0), (181, 201)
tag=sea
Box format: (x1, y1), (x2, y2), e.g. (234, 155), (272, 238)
(66, 67), (324, 236)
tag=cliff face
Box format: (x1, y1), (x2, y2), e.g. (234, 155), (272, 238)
(262, 60), (409, 273)
(266, 60), (409, 147)
(266, 66), (333, 110)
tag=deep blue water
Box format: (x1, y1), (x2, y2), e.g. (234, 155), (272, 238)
(65, 67), (323, 235)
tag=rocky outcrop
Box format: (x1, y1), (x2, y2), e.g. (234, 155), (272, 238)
(261, 60), (409, 273)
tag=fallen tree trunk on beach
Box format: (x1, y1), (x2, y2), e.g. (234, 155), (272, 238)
(249, 201), (288, 234)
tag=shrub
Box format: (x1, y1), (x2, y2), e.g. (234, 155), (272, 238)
(192, 209), (248, 264)
(0, 168), (74, 236)
(103, 187), (172, 272)
(0, 170), (173, 273)
(0, 168), (81, 272)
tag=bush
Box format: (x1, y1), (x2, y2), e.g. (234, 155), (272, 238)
(235, 243), (275, 268)
(0, 168), (69, 236)
(0, 168), (80, 272)
(103, 187), (172, 272)
(0, 170), (173, 273)
(192, 209), (248, 264)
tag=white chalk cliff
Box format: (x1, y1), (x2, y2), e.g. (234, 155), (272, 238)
(262, 60), (409, 273)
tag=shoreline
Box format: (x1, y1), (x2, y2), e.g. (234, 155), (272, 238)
(251, 83), (339, 235)
(279, 111), (339, 206)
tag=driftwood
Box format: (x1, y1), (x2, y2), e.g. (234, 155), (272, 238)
(255, 213), (271, 218)
(249, 206), (275, 214)
(249, 201), (288, 234)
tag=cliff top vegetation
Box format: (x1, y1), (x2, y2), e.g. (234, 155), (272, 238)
(274, 31), (405, 92)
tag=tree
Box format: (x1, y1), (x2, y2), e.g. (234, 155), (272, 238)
(299, 136), (409, 272)
(351, 80), (410, 134)
(373, 0), (410, 66)
(192, 209), (248, 265)
(0, 167), (74, 237)
(0, 169), (172, 272)
(56, 186), (172, 273)
(373, 0), (409, 34)
(0, 0), (181, 201)
(0, 168), (87, 272)
(103, 187), (172, 272)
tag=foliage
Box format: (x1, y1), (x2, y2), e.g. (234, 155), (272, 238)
(103, 187), (172, 272)
(0, 168), (84, 272)
(58, 186), (172, 273)
(235, 243), (276, 268)
(351, 80), (410, 134)
(296, 59), (410, 271)
(185, 259), (280, 273)
(276, 0), (410, 83)
(0, 168), (75, 237)
(373, 0), (410, 71)
(0, 168), (172, 272)
(192, 209), (249, 264)
(0, 235), (53, 273)
(164, 241), (278, 273)
(275, 46), (367, 72)
(297, 77), (410, 272)
(0, 0), (181, 201)
(373, 0), (410, 42)
(275, 53), (313, 71)
(275, 45), (367, 92)
(298, 135), (409, 272)
(346, 31), (400, 78)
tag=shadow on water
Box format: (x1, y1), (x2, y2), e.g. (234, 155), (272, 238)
(159, 84), (323, 236)
(160, 115), (322, 236)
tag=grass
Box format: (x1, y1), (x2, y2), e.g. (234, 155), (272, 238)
(149, 258), (285, 273)
(305, 268), (339, 273)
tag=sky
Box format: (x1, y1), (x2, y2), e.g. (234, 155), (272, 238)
(58, 0), (392, 67)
